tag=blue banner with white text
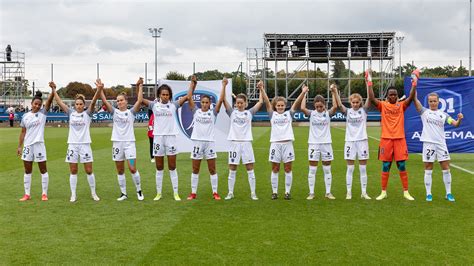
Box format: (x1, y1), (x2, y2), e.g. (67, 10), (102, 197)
(404, 76), (474, 153)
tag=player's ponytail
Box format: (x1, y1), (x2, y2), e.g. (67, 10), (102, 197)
(236, 93), (247, 103)
(271, 96), (287, 109)
(75, 94), (86, 103)
(313, 95), (325, 105)
(157, 84), (173, 100)
(32, 91), (43, 103)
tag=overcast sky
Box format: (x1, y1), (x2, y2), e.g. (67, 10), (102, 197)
(0, 0), (472, 91)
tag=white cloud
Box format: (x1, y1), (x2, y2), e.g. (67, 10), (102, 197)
(0, 0), (472, 91)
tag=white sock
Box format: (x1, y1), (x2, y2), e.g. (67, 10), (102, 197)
(132, 171), (141, 192)
(308, 166), (317, 194)
(41, 172), (49, 195)
(323, 165), (332, 194)
(271, 172), (278, 194)
(24, 173), (32, 195)
(210, 174), (218, 193)
(87, 173), (96, 195)
(424, 170), (433, 195)
(359, 165), (368, 194)
(191, 173), (199, 194)
(247, 170), (256, 194)
(118, 174), (126, 195)
(442, 169), (452, 194)
(170, 169), (179, 194)
(228, 170), (236, 194)
(70, 174), (78, 196)
(285, 171), (293, 194)
(155, 170), (163, 194)
(346, 165), (354, 194)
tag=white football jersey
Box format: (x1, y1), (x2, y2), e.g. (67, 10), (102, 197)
(308, 110), (332, 144)
(149, 101), (180, 136)
(345, 108), (368, 142)
(227, 106), (258, 141)
(67, 109), (92, 144)
(190, 107), (217, 141)
(111, 108), (136, 142)
(420, 107), (450, 145)
(20, 109), (47, 146)
(270, 110), (294, 142)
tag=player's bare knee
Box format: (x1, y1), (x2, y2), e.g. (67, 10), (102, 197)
(209, 168), (216, 175)
(322, 161), (331, 166)
(245, 163), (254, 171)
(229, 164), (237, 171)
(272, 165), (280, 173)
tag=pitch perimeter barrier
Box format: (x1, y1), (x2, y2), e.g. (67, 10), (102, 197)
(1, 111), (381, 122)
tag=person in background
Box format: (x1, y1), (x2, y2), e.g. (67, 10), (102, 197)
(148, 109), (155, 163)
(9, 109), (14, 127)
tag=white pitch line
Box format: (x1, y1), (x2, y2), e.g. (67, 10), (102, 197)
(334, 126), (474, 175)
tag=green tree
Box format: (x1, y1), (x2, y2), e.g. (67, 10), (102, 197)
(64, 82), (95, 98)
(165, 71), (186, 80)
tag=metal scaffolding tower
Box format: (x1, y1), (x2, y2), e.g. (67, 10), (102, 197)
(1, 51), (27, 107)
(247, 32), (396, 101)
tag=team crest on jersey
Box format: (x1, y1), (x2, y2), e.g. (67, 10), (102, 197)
(358, 110), (362, 114)
(35, 114), (38, 117)
(174, 90), (218, 139)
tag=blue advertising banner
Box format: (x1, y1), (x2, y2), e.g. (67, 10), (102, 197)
(404, 76), (474, 153)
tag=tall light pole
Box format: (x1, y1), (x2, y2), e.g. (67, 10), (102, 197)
(396, 36), (404, 78)
(470, 0), (472, 76)
(149, 27), (163, 92)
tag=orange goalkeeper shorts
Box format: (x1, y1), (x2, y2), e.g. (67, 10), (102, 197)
(378, 138), (408, 162)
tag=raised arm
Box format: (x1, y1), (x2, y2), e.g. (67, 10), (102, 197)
(178, 75), (197, 106)
(258, 81), (272, 113)
(50, 81), (69, 113)
(89, 79), (103, 113)
(404, 69), (419, 108)
(186, 75), (197, 110)
(215, 77), (228, 113)
(328, 85), (338, 116)
(300, 88), (311, 116)
(291, 85), (309, 113)
(252, 85), (265, 111)
(98, 80), (113, 113)
(133, 77), (144, 113)
(365, 69), (380, 107)
(330, 84), (346, 113)
(450, 113), (463, 127)
(44, 83), (56, 111)
(413, 92), (423, 113)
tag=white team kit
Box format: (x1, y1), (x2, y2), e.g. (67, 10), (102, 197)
(20, 109), (48, 162)
(190, 107), (218, 160)
(308, 110), (333, 161)
(226, 106), (258, 165)
(149, 101), (179, 156)
(343, 108), (369, 160)
(111, 108), (137, 161)
(66, 109), (94, 163)
(269, 110), (295, 163)
(419, 107), (452, 162)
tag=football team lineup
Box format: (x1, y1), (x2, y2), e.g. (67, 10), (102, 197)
(14, 69), (466, 203)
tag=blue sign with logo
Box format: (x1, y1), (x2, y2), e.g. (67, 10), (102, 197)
(174, 90), (218, 139)
(404, 76), (474, 153)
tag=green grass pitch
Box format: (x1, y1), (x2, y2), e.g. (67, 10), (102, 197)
(0, 126), (473, 264)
